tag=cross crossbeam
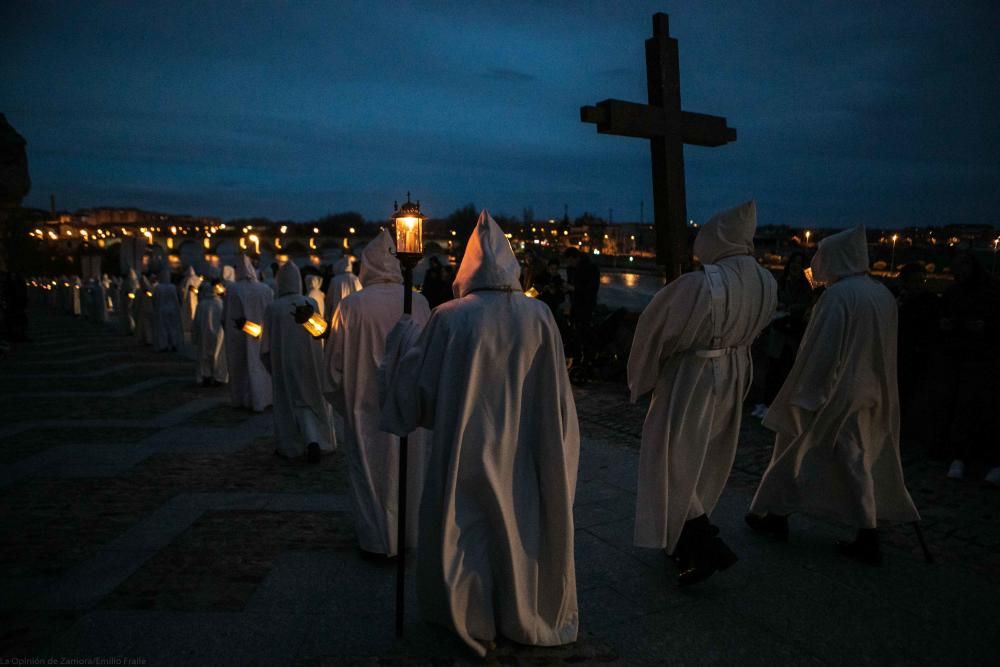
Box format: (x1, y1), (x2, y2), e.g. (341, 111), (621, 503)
(581, 12), (737, 280)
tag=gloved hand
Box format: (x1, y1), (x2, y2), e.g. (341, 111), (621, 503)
(233, 316), (247, 331)
(292, 303), (314, 324)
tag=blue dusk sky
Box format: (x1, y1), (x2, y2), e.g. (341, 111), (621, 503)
(1, 0), (998, 228)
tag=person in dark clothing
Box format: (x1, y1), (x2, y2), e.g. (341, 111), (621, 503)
(421, 255), (454, 309)
(532, 258), (567, 331)
(563, 248), (600, 375)
(895, 263), (941, 448)
(1, 271), (28, 341)
(752, 252), (812, 418)
(934, 252), (1000, 484)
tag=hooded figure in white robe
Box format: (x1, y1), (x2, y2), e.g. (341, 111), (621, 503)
(103, 274), (116, 317)
(748, 226), (919, 562)
(120, 269), (138, 334)
(628, 201), (777, 586)
(152, 268), (183, 352)
(70, 276), (82, 316)
(261, 262), (336, 460)
(221, 265), (236, 288)
(324, 230), (431, 556)
(193, 281), (228, 385)
(91, 278), (109, 323)
(223, 256), (273, 412)
(324, 255), (362, 322)
(380, 211), (580, 657)
(305, 274), (325, 321)
(180, 266), (202, 336)
(137, 275), (155, 346)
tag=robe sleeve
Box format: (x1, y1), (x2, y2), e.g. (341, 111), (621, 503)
(626, 273), (709, 402)
(379, 312), (447, 435)
(762, 289), (848, 434)
(259, 303), (273, 373)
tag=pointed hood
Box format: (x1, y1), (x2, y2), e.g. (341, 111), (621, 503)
(810, 225), (869, 285)
(276, 260), (302, 297)
(693, 200), (756, 264)
(305, 274), (323, 292)
(235, 255), (258, 282)
(453, 210), (522, 298)
(358, 230), (402, 286)
(185, 266), (196, 278)
(128, 268), (138, 282)
(332, 256), (351, 275)
(222, 265), (236, 283)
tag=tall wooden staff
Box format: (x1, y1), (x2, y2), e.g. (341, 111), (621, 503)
(391, 193), (425, 637)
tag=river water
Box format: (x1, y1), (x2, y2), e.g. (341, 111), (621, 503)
(597, 271), (666, 312)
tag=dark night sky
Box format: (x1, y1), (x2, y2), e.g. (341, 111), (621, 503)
(2, 0), (998, 228)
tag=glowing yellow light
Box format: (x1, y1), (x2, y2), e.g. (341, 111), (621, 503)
(302, 313), (328, 337)
(170, 226), (177, 235)
(127, 293), (136, 300)
(348, 227), (355, 234)
(313, 227), (320, 234)
(48, 231), (58, 240)
(593, 249), (601, 255)
(242, 321), (263, 338)
(564, 230), (569, 236)
(239, 237), (248, 250)
(525, 287), (539, 298)
(450, 230), (456, 237)
(309, 237), (317, 250)
(203, 237), (210, 249)
(167, 237), (174, 249)
(280, 225), (288, 234)
(891, 234), (899, 243)
(248, 234), (260, 254)
(276, 253), (290, 264)
(343, 238), (349, 249)
(274, 237), (282, 249)
(214, 284), (225, 296)
(145, 290), (153, 298)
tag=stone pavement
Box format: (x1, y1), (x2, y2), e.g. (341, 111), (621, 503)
(1, 309), (997, 665)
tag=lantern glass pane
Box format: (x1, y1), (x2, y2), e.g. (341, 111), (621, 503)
(395, 216), (423, 254)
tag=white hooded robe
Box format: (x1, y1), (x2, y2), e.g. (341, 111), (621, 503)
(324, 256), (362, 322)
(750, 226), (920, 528)
(193, 281), (228, 384)
(223, 256), (274, 412)
(324, 231), (430, 556)
(120, 269), (138, 334)
(152, 269), (183, 351)
(262, 262), (336, 458)
(136, 276), (154, 345)
(180, 266), (202, 336)
(380, 211), (580, 657)
(628, 201), (777, 552)
(305, 274), (326, 323)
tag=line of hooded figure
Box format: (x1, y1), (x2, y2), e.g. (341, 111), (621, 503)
(26, 203), (920, 658)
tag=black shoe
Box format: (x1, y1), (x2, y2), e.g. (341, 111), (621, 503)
(837, 529), (882, 566)
(745, 513), (789, 542)
(306, 442), (321, 464)
(677, 536), (739, 587)
(669, 519), (720, 569)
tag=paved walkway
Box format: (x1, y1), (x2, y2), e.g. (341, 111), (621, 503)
(0, 308), (996, 665)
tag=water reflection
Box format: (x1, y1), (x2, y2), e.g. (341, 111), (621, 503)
(599, 271), (665, 312)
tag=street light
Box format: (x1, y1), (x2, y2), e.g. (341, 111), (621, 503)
(890, 234), (899, 273)
(390, 192), (425, 639)
(805, 230), (811, 246)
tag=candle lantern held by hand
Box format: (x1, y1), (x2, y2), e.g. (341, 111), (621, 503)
(393, 193), (425, 261)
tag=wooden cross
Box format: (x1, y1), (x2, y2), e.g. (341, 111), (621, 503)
(581, 13), (736, 280)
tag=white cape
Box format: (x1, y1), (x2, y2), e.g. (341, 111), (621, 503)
(180, 266), (202, 335)
(750, 226), (919, 527)
(380, 211), (580, 656)
(193, 283), (228, 383)
(224, 257), (274, 412)
(324, 256), (362, 322)
(152, 271), (183, 351)
(263, 262), (336, 458)
(324, 231), (430, 555)
(629, 201), (777, 551)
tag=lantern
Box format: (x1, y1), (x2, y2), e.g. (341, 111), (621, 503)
(145, 290), (153, 298)
(214, 283), (226, 296)
(302, 312), (328, 337)
(127, 292), (136, 300)
(525, 287), (539, 298)
(393, 193), (425, 259)
(242, 321), (263, 338)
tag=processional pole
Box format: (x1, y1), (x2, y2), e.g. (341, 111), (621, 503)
(391, 194), (425, 637)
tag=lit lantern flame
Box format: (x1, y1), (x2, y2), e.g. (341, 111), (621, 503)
(167, 237), (174, 249)
(242, 321), (263, 338)
(525, 287), (539, 298)
(240, 237), (247, 250)
(248, 234), (260, 254)
(302, 313), (328, 337)
(128, 293), (136, 300)
(145, 291), (153, 298)
(214, 284), (226, 296)
(393, 194), (425, 256)
(203, 237), (210, 249)
(280, 225), (288, 234)
(309, 237), (317, 250)
(275, 237), (282, 249)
